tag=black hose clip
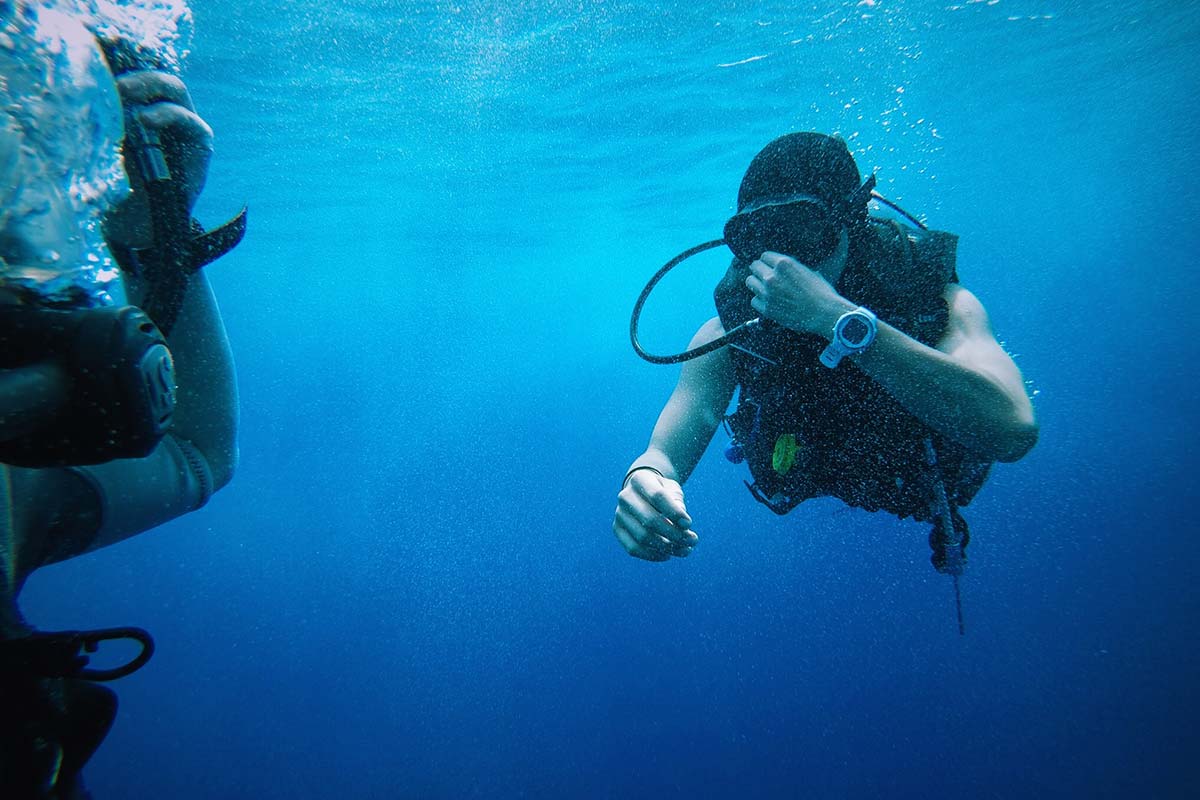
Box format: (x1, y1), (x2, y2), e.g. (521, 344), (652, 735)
(0, 626), (155, 682)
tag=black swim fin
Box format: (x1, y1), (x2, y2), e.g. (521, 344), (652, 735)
(0, 674), (117, 799)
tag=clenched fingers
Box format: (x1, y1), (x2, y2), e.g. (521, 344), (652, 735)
(613, 517), (671, 561)
(628, 470), (693, 533)
(613, 472), (698, 560)
(617, 489), (696, 548)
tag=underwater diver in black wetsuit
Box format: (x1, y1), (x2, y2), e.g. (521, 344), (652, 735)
(616, 133), (1037, 629)
(1, 24), (245, 798)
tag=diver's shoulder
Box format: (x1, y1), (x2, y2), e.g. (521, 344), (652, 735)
(943, 283), (986, 314)
(941, 284), (1000, 342)
(690, 316), (727, 347)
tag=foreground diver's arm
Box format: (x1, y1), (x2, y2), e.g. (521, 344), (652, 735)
(71, 268), (238, 552)
(70, 65), (237, 542)
(53, 65), (238, 555)
(613, 317), (735, 561)
(6, 270), (238, 574)
(4, 69), (237, 576)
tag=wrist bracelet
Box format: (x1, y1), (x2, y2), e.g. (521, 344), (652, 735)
(622, 465), (664, 490)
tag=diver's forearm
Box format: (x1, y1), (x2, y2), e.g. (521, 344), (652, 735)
(643, 395), (728, 487)
(854, 321), (1034, 461)
(65, 434), (215, 554)
(639, 328), (736, 487)
(8, 429), (222, 571)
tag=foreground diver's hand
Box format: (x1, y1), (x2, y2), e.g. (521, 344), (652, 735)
(613, 469), (697, 562)
(102, 71), (213, 249)
(745, 250), (852, 336)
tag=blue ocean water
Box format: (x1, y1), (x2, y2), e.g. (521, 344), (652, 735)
(20, 0), (1200, 797)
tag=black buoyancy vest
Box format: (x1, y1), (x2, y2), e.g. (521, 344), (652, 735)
(713, 218), (992, 520)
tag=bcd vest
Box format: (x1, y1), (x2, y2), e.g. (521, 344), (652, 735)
(713, 218), (993, 527)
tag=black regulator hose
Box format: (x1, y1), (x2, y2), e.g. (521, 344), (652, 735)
(630, 191), (922, 366)
(630, 239), (764, 365)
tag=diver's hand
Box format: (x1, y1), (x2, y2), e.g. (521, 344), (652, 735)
(613, 469), (697, 562)
(102, 71), (213, 249)
(745, 251), (854, 337)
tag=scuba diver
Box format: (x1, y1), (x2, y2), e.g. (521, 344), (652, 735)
(616, 132), (1037, 627)
(1, 14), (245, 798)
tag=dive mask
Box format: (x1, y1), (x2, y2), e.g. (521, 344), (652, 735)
(725, 172), (876, 264)
(723, 193), (842, 266)
(631, 174), (881, 365)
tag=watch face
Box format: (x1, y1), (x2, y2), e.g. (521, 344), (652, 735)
(840, 315), (871, 347)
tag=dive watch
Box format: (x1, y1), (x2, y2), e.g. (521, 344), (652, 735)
(819, 306), (878, 368)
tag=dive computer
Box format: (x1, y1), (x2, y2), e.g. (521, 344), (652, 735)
(819, 306), (878, 368)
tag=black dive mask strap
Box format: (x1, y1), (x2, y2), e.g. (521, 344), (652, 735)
(122, 114), (247, 337)
(845, 172), (877, 214)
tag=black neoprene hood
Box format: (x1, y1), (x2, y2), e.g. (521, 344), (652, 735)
(736, 132), (863, 214)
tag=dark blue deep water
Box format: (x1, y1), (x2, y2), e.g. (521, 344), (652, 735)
(22, 0), (1200, 797)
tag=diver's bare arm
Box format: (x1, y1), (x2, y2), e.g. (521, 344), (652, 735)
(852, 285), (1037, 462)
(628, 317), (736, 483)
